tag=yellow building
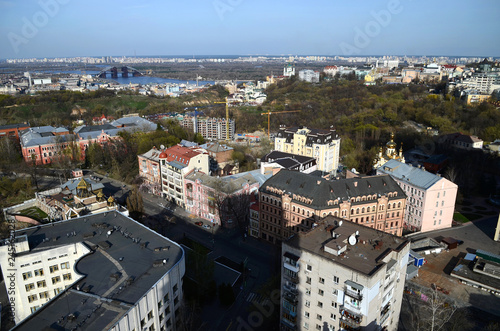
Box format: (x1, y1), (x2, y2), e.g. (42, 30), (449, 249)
(274, 126), (341, 173)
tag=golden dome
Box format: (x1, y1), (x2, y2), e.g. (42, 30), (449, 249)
(386, 132), (396, 148)
(108, 196), (115, 203)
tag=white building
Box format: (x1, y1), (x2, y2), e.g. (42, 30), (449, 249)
(274, 126), (341, 174)
(280, 215), (409, 331)
(284, 63), (296, 77)
(0, 211), (185, 330)
(377, 159), (458, 233)
(298, 70), (320, 83)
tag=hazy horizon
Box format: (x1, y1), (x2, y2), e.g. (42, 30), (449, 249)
(1, 0), (499, 59)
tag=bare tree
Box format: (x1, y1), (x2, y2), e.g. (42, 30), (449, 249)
(403, 285), (457, 331)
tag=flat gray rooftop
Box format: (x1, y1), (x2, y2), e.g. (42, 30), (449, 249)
(13, 211), (183, 330)
(286, 215), (409, 276)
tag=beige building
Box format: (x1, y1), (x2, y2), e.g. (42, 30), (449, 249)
(274, 126), (341, 173)
(281, 215), (410, 331)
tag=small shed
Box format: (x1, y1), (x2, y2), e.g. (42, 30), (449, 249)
(409, 249), (425, 267)
(441, 237), (458, 250)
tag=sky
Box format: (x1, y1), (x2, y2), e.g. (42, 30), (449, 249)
(0, 0), (499, 59)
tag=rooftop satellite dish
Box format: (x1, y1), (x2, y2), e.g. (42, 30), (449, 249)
(355, 230), (359, 236)
(339, 221), (343, 227)
(160, 144), (165, 150)
(348, 234), (357, 246)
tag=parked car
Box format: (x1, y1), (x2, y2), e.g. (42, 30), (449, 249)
(202, 224), (211, 230)
(195, 221), (203, 226)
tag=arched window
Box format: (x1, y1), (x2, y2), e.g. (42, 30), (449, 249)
(361, 207), (365, 213)
(388, 204), (391, 210)
(356, 208), (360, 215)
(351, 209), (354, 214)
(372, 206), (376, 212)
(397, 202), (401, 208)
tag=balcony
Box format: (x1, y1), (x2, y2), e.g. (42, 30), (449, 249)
(281, 318), (297, 330)
(283, 291), (298, 304)
(340, 306), (362, 326)
(344, 287), (363, 301)
(283, 271), (299, 283)
(283, 261), (299, 273)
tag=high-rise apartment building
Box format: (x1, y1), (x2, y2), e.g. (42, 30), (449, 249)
(281, 215), (410, 331)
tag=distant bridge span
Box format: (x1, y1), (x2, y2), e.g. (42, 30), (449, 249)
(96, 66), (145, 78)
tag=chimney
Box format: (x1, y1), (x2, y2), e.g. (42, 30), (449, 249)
(354, 182), (358, 187)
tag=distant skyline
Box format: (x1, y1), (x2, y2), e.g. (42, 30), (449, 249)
(1, 0), (499, 59)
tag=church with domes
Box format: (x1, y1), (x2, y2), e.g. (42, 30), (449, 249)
(373, 133), (405, 169)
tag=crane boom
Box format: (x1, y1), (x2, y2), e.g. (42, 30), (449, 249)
(260, 110), (301, 139)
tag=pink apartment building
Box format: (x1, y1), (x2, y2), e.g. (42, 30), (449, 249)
(377, 159), (458, 233)
(184, 169), (267, 226)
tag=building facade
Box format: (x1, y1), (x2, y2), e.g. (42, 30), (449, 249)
(259, 170), (406, 245)
(274, 126), (341, 174)
(138, 147), (164, 196)
(184, 169), (268, 226)
(441, 132), (484, 150)
(159, 144), (210, 208)
(281, 215), (410, 331)
(0, 211), (185, 330)
(377, 159), (458, 233)
(21, 117), (156, 165)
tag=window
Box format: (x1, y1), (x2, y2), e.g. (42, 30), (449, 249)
(51, 276), (61, 284)
(304, 322), (309, 330)
(37, 280), (46, 288)
(23, 272), (33, 280)
(61, 262), (70, 269)
(316, 324), (322, 330)
(332, 289), (338, 296)
(25, 283), (35, 291)
(306, 288), (311, 296)
(148, 310), (153, 320)
(317, 314), (322, 321)
(27, 294), (37, 303)
(54, 288), (63, 295)
(307, 264), (312, 272)
(330, 313), (336, 320)
(163, 293), (169, 303)
(317, 301), (323, 308)
(173, 284), (178, 293)
(331, 301), (337, 308)
(305, 300), (310, 308)
(39, 291), (49, 299)
(304, 311), (310, 319)
(63, 273), (72, 281)
(49, 265), (59, 273)
(333, 276), (339, 284)
(306, 276), (311, 284)
(34, 268), (44, 277)
(318, 289), (324, 296)
(319, 277), (325, 284)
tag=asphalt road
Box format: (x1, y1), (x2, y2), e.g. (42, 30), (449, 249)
(89, 174), (281, 331)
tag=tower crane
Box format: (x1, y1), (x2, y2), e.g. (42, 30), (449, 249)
(260, 109), (301, 139)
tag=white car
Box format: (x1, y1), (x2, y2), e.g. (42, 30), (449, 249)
(202, 224), (211, 230)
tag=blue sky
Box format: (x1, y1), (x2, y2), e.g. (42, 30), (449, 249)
(1, 0), (499, 59)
